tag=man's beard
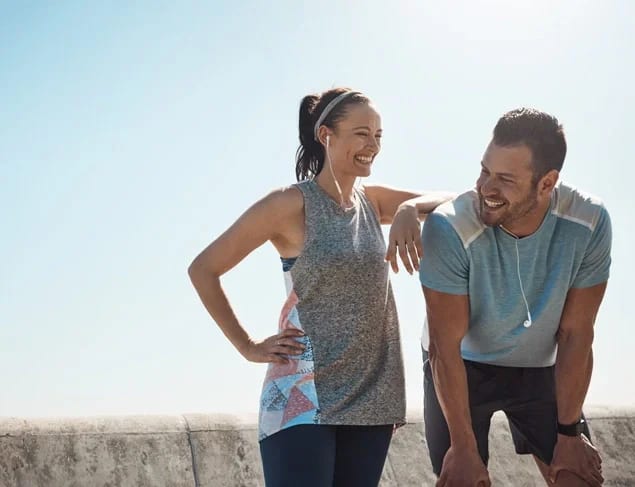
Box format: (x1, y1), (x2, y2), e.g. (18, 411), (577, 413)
(479, 188), (539, 229)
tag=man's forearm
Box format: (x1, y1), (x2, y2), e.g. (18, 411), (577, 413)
(555, 332), (594, 424)
(429, 345), (477, 448)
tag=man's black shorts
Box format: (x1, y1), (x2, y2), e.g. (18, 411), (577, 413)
(422, 353), (591, 475)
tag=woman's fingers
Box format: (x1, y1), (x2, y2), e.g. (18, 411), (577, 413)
(279, 328), (305, 338)
(385, 241), (400, 273)
(275, 339), (305, 354)
(406, 237), (420, 272)
(264, 329), (306, 357)
(397, 241), (413, 274)
(390, 235), (423, 276)
(268, 353), (288, 364)
(252, 329), (307, 363)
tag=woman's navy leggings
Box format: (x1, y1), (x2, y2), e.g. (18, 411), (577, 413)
(259, 424), (393, 487)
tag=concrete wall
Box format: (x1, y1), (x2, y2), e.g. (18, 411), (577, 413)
(1, 407), (633, 486)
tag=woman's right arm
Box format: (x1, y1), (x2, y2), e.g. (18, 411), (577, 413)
(188, 187), (305, 364)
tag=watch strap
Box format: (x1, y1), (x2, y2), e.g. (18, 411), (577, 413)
(557, 417), (586, 436)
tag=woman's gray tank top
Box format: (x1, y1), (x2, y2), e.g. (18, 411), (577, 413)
(258, 179), (406, 439)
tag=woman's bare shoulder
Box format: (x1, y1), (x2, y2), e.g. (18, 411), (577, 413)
(261, 184), (304, 213)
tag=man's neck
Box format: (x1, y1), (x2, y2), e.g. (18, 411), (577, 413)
(499, 198), (552, 238)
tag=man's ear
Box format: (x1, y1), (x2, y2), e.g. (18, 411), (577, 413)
(539, 169), (559, 195)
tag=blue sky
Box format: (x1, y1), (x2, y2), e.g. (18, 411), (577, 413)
(2, 1), (633, 417)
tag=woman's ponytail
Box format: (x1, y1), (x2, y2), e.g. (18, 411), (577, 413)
(295, 94), (324, 181)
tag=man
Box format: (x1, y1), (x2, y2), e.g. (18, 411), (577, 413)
(389, 108), (611, 486)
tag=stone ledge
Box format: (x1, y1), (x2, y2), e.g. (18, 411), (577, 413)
(1, 406), (633, 486)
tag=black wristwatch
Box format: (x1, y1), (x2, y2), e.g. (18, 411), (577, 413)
(557, 417), (586, 437)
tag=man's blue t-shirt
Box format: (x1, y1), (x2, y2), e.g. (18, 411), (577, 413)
(419, 182), (612, 367)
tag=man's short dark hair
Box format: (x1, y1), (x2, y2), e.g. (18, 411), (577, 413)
(493, 108), (567, 183)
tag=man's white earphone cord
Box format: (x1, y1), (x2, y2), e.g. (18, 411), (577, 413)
(513, 238), (533, 328)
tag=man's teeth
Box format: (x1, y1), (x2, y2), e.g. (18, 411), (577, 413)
(355, 156), (373, 164)
(484, 199), (504, 208)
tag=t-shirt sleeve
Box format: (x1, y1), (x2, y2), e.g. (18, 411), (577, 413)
(572, 205), (612, 288)
(419, 212), (469, 295)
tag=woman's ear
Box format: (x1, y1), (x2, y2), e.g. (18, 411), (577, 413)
(317, 126), (331, 147)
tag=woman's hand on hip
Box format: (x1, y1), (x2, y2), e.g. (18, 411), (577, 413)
(241, 328), (306, 364)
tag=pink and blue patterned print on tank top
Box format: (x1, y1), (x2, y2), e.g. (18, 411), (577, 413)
(258, 272), (320, 440)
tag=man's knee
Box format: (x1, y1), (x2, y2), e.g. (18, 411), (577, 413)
(533, 456), (595, 486)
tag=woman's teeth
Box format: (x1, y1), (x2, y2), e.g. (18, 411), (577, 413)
(355, 156), (373, 164)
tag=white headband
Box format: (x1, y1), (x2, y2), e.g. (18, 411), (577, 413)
(313, 91), (361, 141)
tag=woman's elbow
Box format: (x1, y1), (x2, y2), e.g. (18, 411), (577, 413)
(188, 254), (213, 285)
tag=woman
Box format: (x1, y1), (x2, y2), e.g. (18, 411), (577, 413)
(188, 87), (450, 486)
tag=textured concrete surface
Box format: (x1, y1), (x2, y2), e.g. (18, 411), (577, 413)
(0, 407), (633, 486)
(184, 414), (263, 487)
(0, 415), (195, 487)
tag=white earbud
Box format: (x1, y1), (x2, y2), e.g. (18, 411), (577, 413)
(512, 238), (533, 329)
(326, 135), (330, 147)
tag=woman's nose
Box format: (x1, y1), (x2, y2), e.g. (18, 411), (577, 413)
(368, 135), (380, 151)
